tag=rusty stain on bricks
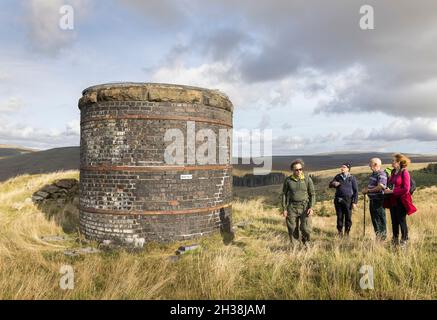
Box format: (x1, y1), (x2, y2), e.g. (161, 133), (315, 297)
(169, 200), (179, 206)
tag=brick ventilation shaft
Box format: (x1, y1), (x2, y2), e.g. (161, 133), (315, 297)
(78, 83), (233, 244)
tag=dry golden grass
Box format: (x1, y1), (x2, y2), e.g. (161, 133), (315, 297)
(0, 170), (436, 299)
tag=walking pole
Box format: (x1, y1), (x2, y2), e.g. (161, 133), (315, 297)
(363, 194), (367, 238)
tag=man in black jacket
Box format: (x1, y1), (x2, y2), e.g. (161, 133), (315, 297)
(329, 163), (358, 237)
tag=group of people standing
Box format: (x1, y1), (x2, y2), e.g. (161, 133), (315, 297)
(281, 154), (417, 247)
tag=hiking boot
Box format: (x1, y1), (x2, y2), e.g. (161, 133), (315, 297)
(376, 234), (387, 242)
(289, 236), (301, 247)
(302, 241), (311, 249)
(400, 240), (408, 248)
(391, 238), (400, 246)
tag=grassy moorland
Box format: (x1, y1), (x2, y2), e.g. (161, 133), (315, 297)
(0, 166), (436, 299)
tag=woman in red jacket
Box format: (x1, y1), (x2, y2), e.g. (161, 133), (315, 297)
(384, 153), (416, 246)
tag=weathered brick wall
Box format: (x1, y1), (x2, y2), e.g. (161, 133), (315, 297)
(78, 83), (233, 244)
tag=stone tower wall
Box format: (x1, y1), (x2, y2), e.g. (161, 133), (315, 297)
(78, 83), (233, 244)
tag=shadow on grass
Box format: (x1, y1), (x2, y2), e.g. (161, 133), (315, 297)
(32, 180), (80, 234)
(220, 207), (235, 245)
(313, 226), (337, 238)
(229, 240), (248, 249)
(256, 216), (284, 226)
(34, 199), (80, 234)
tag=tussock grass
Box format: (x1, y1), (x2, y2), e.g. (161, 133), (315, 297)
(0, 171), (436, 299)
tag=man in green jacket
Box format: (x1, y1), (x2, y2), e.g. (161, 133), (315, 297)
(281, 159), (316, 246)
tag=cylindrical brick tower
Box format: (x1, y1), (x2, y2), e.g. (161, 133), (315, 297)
(78, 83), (233, 244)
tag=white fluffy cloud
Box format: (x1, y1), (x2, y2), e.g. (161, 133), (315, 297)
(0, 97), (25, 113)
(150, 59), (437, 154)
(150, 61), (273, 110)
(0, 118), (80, 149)
(24, 0), (90, 55)
(140, 0), (437, 118)
(65, 119), (80, 136)
(348, 118), (437, 142)
(271, 132), (342, 155)
(150, 59), (365, 113)
(0, 71), (10, 82)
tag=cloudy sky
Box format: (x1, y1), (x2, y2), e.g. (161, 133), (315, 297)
(1, 0), (437, 155)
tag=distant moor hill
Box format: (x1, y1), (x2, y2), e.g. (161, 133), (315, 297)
(234, 153), (437, 173)
(0, 146), (80, 182)
(1, 145), (437, 183)
(0, 144), (36, 158)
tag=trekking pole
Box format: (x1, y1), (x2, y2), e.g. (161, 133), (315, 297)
(363, 194), (367, 238)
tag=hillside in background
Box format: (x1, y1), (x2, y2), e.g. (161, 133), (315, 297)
(1, 168), (436, 299)
(233, 153), (437, 173)
(0, 144), (36, 159)
(1, 144), (437, 182)
(0, 146), (80, 182)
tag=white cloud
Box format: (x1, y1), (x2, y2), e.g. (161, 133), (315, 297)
(369, 118), (437, 142)
(24, 0), (90, 55)
(274, 135), (311, 151)
(0, 118), (80, 149)
(272, 132), (342, 155)
(344, 118), (437, 142)
(150, 61), (261, 109)
(0, 71), (10, 82)
(65, 119), (80, 136)
(149, 61), (297, 112)
(0, 97), (25, 113)
(141, 0), (437, 118)
(150, 55), (371, 116)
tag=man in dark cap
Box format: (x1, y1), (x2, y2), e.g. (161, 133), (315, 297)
(329, 163), (358, 237)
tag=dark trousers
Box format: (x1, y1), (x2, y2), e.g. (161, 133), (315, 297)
(334, 197), (352, 234)
(390, 198), (408, 241)
(369, 198), (387, 240)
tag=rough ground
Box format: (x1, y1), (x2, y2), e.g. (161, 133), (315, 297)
(0, 170), (436, 299)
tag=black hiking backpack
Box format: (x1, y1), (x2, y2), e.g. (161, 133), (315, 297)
(407, 173), (417, 195)
(387, 168), (416, 195)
